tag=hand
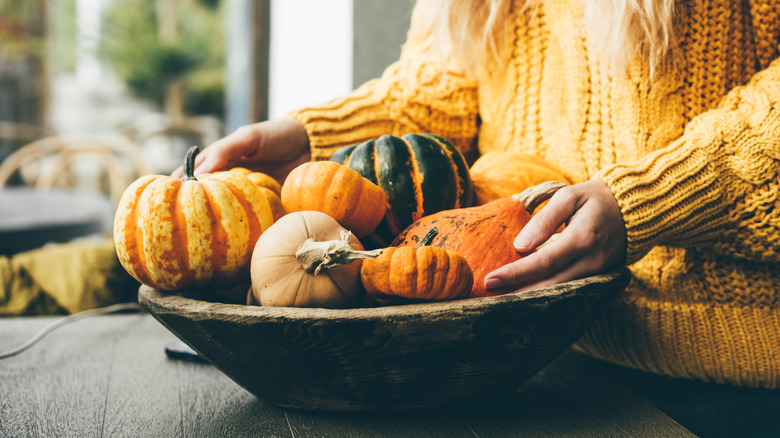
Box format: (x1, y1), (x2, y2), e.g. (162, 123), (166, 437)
(483, 178), (627, 293)
(171, 118), (310, 183)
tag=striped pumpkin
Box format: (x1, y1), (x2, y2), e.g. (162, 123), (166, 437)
(114, 146), (274, 291)
(217, 167), (287, 222)
(331, 133), (472, 247)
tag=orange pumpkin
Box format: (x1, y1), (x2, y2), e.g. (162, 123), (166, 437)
(114, 146), (274, 291)
(392, 181), (565, 298)
(281, 161), (387, 237)
(361, 227), (473, 304)
(470, 152), (571, 205)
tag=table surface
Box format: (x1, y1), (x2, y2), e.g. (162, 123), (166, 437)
(0, 187), (114, 254)
(0, 311), (696, 438)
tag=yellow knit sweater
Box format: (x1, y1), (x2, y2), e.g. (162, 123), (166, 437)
(289, 0), (780, 388)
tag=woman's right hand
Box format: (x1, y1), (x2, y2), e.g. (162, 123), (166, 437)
(171, 118), (310, 183)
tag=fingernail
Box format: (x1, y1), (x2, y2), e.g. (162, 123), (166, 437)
(514, 234), (532, 250)
(484, 278), (502, 289)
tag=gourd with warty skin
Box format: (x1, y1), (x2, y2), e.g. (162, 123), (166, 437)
(392, 181), (566, 298)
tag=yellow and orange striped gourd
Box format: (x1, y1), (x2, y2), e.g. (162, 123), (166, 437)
(114, 146), (274, 291)
(224, 167), (286, 222)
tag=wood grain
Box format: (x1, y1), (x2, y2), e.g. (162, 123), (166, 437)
(0, 315), (138, 437)
(100, 317), (182, 438)
(0, 313), (695, 437)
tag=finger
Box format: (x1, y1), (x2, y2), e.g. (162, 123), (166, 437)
(514, 189), (580, 253)
(170, 151), (210, 178)
(191, 142), (238, 175)
(508, 256), (600, 294)
(193, 127), (261, 175)
(170, 145), (222, 177)
(484, 230), (584, 289)
(193, 151), (232, 176)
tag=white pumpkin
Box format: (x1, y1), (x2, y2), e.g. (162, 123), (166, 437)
(250, 211), (380, 308)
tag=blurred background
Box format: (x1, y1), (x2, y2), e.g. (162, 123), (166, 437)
(0, 0), (415, 196)
(0, 0), (416, 301)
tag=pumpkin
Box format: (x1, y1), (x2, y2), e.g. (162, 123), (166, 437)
(469, 151), (571, 205)
(114, 146), (274, 291)
(392, 181), (566, 298)
(331, 133), (472, 247)
(250, 211), (381, 308)
(280, 161), (387, 238)
(361, 227), (473, 305)
(227, 167), (282, 195)
(224, 167), (286, 221)
(256, 187), (286, 222)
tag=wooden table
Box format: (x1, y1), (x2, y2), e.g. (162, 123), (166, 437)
(0, 187), (114, 255)
(0, 312), (695, 437)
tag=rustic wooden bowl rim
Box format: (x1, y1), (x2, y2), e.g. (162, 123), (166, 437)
(139, 268), (629, 322)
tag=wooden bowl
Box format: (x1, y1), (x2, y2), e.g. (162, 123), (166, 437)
(138, 268), (630, 412)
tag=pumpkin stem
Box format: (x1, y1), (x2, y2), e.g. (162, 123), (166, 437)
(296, 230), (382, 275)
(512, 181), (567, 213)
(418, 226), (439, 248)
(182, 145), (200, 182)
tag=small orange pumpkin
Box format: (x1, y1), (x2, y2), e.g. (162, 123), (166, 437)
(392, 181), (565, 298)
(281, 161), (387, 237)
(114, 146), (273, 291)
(361, 227), (473, 305)
(470, 152), (571, 205)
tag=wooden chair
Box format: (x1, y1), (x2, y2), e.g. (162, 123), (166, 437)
(0, 134), (153, 204)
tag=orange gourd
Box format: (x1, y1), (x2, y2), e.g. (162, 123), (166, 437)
(114, 146), (273, 291)
(470, 152), (571, 205)
(281, 161), (387, 237)
(392, 181), (565, 298)
(361, 227), (473, 305)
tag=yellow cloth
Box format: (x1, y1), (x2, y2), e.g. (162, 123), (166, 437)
(0, 237), (139, 315)
(289, 0), (780, 387)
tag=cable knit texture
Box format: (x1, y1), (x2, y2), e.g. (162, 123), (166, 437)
(288, 0), (780, 388)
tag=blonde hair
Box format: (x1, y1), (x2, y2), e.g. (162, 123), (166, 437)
(421, 0), (675, 77)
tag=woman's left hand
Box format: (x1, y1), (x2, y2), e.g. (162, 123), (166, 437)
(483, 178), (627, 293)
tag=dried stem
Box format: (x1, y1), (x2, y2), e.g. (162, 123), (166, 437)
(296, 231), (382, 275)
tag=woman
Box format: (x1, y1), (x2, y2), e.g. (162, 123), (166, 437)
(179, 0), (780, 388)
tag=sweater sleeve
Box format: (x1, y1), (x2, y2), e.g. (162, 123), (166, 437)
(286, 2), (480, 161)
(597, 57), (780, 265)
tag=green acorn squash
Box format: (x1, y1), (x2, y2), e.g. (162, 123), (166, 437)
(331, 133), (472, 247)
